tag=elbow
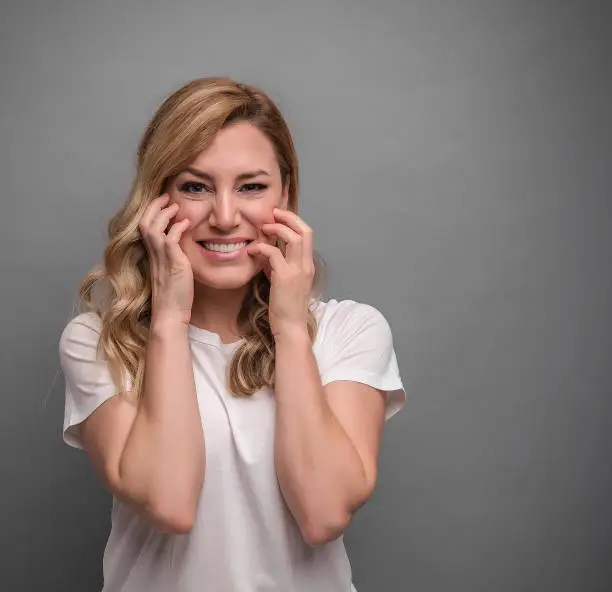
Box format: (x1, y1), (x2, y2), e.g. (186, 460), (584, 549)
(300, 512), (352, 548)
(156, 515), (196, 536)
(115, 468), (203, 536)
(300, 481), (377, 547)
(147, 478), (203, 534)
(108, 478), (197, 535)
(147, 498), (197, 535)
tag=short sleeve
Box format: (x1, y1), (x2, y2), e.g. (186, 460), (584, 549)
(315, 300), (406, 421)
(59, 312), (123, 449)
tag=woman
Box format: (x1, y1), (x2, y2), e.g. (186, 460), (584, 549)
(59, 77), (405, 592)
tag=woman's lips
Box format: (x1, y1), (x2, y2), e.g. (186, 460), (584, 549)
(197, 240), (250, 261)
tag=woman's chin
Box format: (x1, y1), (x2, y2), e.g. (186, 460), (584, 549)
(193, 266), (262, 292)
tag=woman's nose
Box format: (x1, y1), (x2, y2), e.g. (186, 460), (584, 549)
(209, 190), (240, 230)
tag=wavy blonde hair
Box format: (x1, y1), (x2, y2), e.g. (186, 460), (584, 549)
(78, 77), (325, 404)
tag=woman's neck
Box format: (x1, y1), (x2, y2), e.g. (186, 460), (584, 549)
(190, 282), (249, 343)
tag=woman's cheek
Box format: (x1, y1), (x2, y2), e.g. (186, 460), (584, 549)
(178, 199), (209, 224)
(256, 199), (278, 222)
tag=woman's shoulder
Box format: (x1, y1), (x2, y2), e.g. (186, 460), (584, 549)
(310, 297), (405, 419)
(311, 297), (392, 338)
(312, 297), (386, 321)
(59, 311), (103, 349)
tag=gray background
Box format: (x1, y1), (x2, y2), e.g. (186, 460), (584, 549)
(1, 0), (611, 590)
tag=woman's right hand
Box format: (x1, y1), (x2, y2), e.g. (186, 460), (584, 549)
(139, 194), (193, 326)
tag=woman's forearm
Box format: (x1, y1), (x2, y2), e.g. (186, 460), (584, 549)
(119, 316), (205, 529)
(273, 327), (371, 546)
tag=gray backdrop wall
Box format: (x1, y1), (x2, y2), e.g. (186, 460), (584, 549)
(1, 0), (611, 590)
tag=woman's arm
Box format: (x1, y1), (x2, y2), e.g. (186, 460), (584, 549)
(273, 326), (386, 547)
(80, 316), (204, 534)
(246, 208), (388, 547)
(79, 194), (203, 534)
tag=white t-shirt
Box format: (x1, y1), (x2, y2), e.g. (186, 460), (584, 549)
(59, 298), (406, 592)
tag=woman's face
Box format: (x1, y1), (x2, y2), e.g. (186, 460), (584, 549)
(166, 122), (289, 291)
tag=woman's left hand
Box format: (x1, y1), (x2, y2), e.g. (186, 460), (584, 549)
(246, 208), (315, 339)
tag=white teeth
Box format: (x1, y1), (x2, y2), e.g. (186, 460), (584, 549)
(202, 241), (247, 252)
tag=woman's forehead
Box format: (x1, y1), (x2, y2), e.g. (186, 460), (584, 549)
(187, 123), (279, 176)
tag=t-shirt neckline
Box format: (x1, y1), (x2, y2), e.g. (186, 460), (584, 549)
(187, 323), (243, 350)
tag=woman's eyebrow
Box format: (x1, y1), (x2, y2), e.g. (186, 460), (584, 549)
(183, 167), (271, 181)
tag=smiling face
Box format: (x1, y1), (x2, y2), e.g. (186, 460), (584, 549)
(166, 121), (289, 292)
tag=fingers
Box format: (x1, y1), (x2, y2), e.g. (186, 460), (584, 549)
(139, 194), (181, 251)
(260, 222), (303, 263)
(151, 202), (179, 237)
(139, 194), (169, 230)
(261, 208), (314, 271)
(165, 218), (191, 261)
(247, 241), (287, 275)
(138, 194), (191, 273)
(165, 217), (190, 242)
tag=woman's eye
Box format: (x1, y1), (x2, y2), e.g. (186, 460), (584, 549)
(179, 181), (209, 194)
(178, 181), (267, 196)
(240, 183), (267, 194)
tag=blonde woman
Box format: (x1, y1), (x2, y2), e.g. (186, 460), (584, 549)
(59, 77), (406, 592)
